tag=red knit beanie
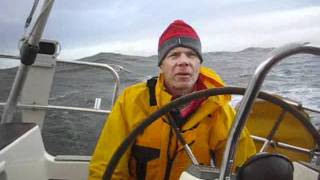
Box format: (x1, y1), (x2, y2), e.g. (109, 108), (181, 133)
(158, 20), (202, 66)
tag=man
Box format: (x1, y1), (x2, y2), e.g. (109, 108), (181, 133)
(89, 20), (256, 180)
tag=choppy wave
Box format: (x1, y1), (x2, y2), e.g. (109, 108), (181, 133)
(0, 48), (319, 156)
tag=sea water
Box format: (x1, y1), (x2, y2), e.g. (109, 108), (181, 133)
(0, 48), (319, 155)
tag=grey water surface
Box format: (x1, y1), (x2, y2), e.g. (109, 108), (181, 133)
(0, 47), (319, 156)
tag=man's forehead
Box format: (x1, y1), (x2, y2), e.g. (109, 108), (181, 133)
(168, 47), (196, 54)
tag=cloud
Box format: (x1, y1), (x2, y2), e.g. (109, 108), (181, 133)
(198, 6), (320, 51)
(59, 6), (320, 58)
(1, 1), (320, 59)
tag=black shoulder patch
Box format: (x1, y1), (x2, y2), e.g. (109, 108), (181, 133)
(146, 77), (158, 106)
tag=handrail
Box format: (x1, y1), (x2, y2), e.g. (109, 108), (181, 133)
(0, 102), (110, 114)
(56, 59), (120, 105)
(0, 56), (120, 116)
(219, 43), (320, 180)
(0, 55), (121, 106)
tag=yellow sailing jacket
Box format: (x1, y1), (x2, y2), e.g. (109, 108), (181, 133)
(89, 66), (256, 180)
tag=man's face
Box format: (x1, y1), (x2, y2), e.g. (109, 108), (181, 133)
(160, 47), (201, 96)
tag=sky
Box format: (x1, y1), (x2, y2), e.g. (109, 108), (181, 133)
(1, 0), (320, 59)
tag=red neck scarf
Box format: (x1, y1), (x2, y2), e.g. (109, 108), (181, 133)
(175, 77), (207, 118)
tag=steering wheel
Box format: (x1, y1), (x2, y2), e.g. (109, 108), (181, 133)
(103, 86), (320, 180)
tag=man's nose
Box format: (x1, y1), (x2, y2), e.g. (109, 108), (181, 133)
(176, 54), (189, 66)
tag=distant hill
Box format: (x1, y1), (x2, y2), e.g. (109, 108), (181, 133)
(238, 47), (275, 53)
(76, 47), (275, 63)
(0, 46), (276, 99)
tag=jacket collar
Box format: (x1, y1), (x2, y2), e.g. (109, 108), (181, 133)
(155, 66), (231, 128)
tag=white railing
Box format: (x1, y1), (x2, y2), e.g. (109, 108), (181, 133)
(0, 55), (120, 115)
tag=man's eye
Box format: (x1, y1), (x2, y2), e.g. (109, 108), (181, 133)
(187, 53), (197, 58)
(168, 53), (178, 58)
